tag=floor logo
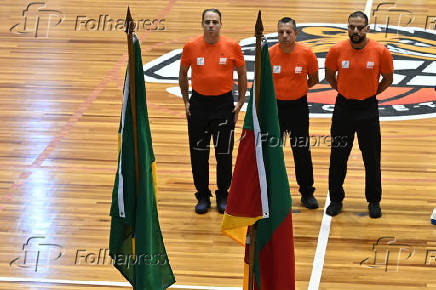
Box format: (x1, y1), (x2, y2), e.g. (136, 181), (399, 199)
(143, 23), (436, 121)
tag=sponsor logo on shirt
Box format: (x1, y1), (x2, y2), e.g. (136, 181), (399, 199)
(143, 24), (436, 120)
(273, 65), (281, 74)
(367, 61), (375, 69)
(342, 60), (350, 69)
(219, 57), (227, 65)
(295, 66), (303, 74)
(196, 57), (204, 66)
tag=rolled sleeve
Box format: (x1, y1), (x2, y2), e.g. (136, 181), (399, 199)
(325, 47), (338, 71)
(308, 50), (319, 75)
(380, 46), (394, 74)
(180, 42), (191, 67)
(233, 43), (245, 68)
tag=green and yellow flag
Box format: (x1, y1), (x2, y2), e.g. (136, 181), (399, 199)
(109, 34), (175, 290)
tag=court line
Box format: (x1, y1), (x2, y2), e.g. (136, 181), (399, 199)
(364, 0), (373, 22)
(0, 0), (177, 212)
(0, 277), (241, 290)
(308, 192), (332, 290)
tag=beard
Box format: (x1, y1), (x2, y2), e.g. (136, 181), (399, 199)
(349, 33), (365, 43)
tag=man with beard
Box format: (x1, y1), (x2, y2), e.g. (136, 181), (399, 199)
(324, 11), (393, 218)
(269, 17), (319, 209)
(179, 9), (247, 214)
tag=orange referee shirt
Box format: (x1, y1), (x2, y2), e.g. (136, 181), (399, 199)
(180, 36), (245, 96)
(269, 43), (318, 100)
(325, 39), (394, 100)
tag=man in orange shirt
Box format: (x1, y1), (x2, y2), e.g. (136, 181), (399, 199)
(269, 17), (319, 209)
(325, 11), (393, 218)
(179, 9), (247, 214)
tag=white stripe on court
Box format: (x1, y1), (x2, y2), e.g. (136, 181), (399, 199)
(308, 2), (373, 288)
(0, 277), (242, 290)
(364, 0), (373, 23)
(308, 192), (332, 290)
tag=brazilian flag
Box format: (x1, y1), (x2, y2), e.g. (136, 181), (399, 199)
(109, 34), (175, 289)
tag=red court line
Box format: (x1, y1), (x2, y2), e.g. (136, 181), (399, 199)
(3, 166), (436, 184)
(31, 0), (176, 169)
(0, 0), (177, 211)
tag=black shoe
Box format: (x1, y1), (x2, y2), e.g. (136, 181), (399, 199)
(195, 191), (211, 214)
(368, 202), (382, 218)
(301, 195), (319, 209)
(215, 190), (228, 214)
(326, 201), (342, 216)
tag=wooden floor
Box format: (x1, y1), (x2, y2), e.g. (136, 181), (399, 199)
(0, 0), (435, 289)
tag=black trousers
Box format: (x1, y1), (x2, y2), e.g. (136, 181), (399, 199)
(328, 94), (382, 203)
(187, 90), (235, 194)
(277, 96), (315, 197)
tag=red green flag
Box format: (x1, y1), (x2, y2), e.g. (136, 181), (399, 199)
(221, 43), (295, 289)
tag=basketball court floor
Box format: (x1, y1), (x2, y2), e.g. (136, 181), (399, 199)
(0, 0), (435, 289)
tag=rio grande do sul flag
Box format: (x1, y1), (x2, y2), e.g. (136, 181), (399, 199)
(221, 42), (295, 290)
(109, 34), (175, 290)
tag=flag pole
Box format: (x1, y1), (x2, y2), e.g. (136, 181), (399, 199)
(248, 10), (263, 290)
(125, 7), (140, 193)
(254, 10), (263, 114)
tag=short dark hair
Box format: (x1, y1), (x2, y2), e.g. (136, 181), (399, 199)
(278, 17), (297, 31)
(348, 11), (368, 25)
(202, 8), (222, 22)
